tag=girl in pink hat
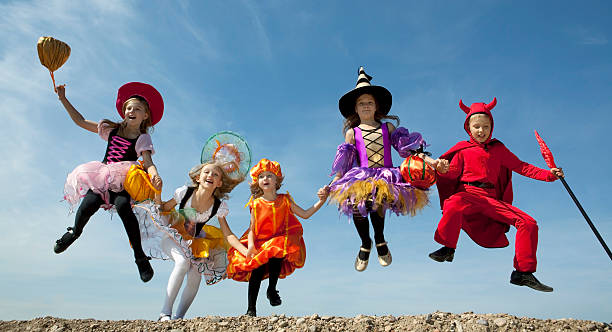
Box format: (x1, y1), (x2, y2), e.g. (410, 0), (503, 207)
(52, 82), (164, 283)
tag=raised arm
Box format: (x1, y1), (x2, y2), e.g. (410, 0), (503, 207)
(56, 85), (99, 133)
(290, 187), (329, 219)
(218, 216), (248, 256)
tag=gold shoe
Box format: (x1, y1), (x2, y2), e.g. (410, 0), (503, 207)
(354, 246), (371, 272)
(376, 242), (392, 266)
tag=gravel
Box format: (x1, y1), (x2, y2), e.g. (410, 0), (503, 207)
(1, 312), (610, 332)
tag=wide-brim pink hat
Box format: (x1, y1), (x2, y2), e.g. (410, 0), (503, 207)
(116, 82), (164, 126)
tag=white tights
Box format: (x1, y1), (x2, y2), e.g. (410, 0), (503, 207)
(160, 236), (202, 319)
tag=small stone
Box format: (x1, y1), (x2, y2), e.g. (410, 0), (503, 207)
(218, 321), (229, 327)
(310, 314), (320, 320)
(308, 326), (319, 332)
(169, 329), (184, 332)
(477, 319), (489, 326)
(90, 323), (100, 329)
(426, 314), (434, 324)
(388, 316), (397, 322)
(296, 318), (306, 325)
(321, 316), (333, 321)
(277, 329), (285, 332)
(494, 318), (507, 327)
(355, 314), (366, 320)
(269, 317), (279, 323)
(209, 317), (222, 323)
(385, 326), (393, 332)
(279, 321), (289, 328)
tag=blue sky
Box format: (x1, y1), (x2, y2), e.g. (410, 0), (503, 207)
(1, 0), (611, 322)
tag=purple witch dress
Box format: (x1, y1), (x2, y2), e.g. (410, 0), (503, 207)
(329, 123), (430, 217)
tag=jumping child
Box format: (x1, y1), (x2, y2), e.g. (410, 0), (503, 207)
(429, 98), (563, 292)
(53, 82), (163, 282)
(227, 158), (329, 317)
(329, 67), (448, 272)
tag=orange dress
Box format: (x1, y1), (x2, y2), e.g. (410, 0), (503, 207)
(227, 193), (306, 282)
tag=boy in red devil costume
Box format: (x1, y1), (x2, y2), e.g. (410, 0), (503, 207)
(429, 98), (564, 292)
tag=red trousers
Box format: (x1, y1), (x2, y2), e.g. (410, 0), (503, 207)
(434, 187), (539, 272)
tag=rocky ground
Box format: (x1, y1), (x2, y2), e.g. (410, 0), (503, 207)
(1, 312), (610, 332)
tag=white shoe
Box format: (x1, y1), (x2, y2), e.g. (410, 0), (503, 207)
(376, 242), (392, 266)
(354, 246), (371, 272)
(158, 314), (171, 322)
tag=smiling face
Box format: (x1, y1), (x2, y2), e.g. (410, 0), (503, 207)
(257, 171), (278, 193)
(198, 164), (223, 190)
(468, 113), (492, 143)
(123, 98), (149, 126)
(355, 93), (377, 122)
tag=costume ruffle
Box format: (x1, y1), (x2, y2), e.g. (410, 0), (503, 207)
(133, 201), (229, 285)
(63, 160), (137, 211)
(329, 167), (429, 217)
(227, 194), (306, 282)
(390, 127), (426, 158)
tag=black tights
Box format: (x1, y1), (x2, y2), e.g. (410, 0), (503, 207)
(353, 210), (387, 257)
(72, 189), (146, 259)
(247, 257), (283, 310)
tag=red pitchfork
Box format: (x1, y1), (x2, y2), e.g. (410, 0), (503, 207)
(535, 130), (612, 261)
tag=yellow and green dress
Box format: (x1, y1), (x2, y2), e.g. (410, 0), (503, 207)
(227, 193), (306, 281)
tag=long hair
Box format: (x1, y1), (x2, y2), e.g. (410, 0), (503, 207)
(341, 94), (399, 135)
(100, 96), (154, 134)
(188, 162), (244, 200)
(249, 174), (284, 200)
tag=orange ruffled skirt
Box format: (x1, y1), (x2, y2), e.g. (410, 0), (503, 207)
(227, 194), (306, 282)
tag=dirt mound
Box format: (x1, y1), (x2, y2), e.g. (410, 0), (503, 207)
(2, 312), (610, 332)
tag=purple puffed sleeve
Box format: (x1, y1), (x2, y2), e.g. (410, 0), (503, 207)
(390, 127), (426, 158)
(330, 143), (357, 176)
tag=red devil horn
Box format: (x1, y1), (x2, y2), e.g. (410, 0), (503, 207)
(459, 99), (470, 114)
(485, 97), (497, 111)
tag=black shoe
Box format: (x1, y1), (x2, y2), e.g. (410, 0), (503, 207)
(266, 289), (282, 306)
(510, 271), (553, 292)
(135, 256), (154, 282)
(245, 308), (256, 317)
(54, 227), (80, 254)
(428, 246), (455, 262)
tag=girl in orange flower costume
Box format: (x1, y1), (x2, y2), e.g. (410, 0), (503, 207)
(227, 158), (329, 317)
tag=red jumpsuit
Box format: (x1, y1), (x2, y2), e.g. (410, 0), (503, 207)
(435, 101), (557, 273)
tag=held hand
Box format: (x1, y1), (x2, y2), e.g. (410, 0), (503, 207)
(435, 159), (450, 174)
(56, 84), (66, 100)
(246, 246), (258, 259)
(151, 175), (163, 191)
(317, 186), (330, 202)
(550, 167), (564, 178)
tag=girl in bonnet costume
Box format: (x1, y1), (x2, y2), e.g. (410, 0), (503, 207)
(53, 82), (163, 282)
(227, 158), (329, 317)
(329, 67), (449, 271)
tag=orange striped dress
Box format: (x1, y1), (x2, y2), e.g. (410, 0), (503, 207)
(227, 193), (306, 281)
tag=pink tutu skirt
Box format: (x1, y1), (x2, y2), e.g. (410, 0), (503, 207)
(63, 160), (137, 211)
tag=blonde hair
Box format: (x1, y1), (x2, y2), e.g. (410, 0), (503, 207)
(342, 93), (399, 135)
(249, 173), (284, 200)
(101, 96), (154, 134)
(188, 161), (244, 200)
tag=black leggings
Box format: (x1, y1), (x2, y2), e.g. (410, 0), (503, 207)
(247, 257), (283, 310)
(353, 210), (386, 249)
(72, 189), (146, 259)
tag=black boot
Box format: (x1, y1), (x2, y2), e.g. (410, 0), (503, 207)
(245, 308), (257, 317)
(135, 256), (154, 282)
(428, 246), (455, 262)
(54, 227), (80, 254)
(510, 271), (553, 292)
(266, 289), (282, 306)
